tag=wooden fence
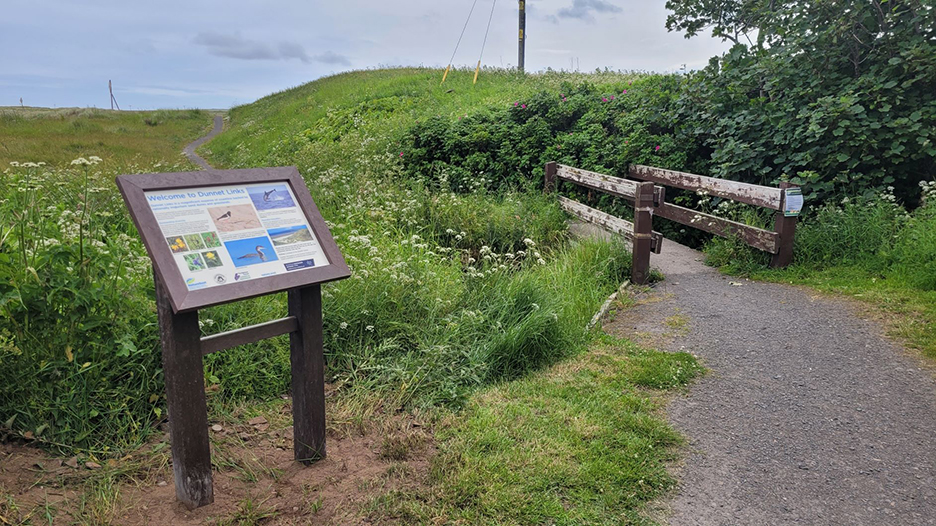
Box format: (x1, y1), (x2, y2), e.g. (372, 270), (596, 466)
(545, 162), (800, 283)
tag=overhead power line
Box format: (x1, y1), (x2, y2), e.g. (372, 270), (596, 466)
(474, 0), (498, 84)
(441, 0), (480, 85)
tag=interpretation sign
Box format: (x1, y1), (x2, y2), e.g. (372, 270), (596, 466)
(117, 167), (349, 312)
(117, 167), (349, 510)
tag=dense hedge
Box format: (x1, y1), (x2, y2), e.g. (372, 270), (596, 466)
(401, 76), (701, 194)
(402, 3), (935, 208)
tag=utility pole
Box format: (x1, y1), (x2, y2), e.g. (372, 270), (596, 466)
(109, 80), (120, 111)
(518, 0), (526, 72)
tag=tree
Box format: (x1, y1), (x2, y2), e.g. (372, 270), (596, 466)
(667, 0), (936, 202)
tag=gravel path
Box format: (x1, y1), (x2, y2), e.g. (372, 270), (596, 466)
(603, 238), (936, 525)
(183, 114), (223, 170)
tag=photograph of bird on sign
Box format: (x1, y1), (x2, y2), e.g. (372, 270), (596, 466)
(223, 237), (279, 268)
(207, 204), (262, 232)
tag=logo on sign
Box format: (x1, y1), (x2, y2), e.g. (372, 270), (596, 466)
(214, 274), (227, 284)
(234, 272), (251, 282)
(186, 279), (207, 290)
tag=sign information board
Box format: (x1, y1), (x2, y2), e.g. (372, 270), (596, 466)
(146, 182), (329, 291)
(118, 166), (349, 510)
(783, 187), (803, 217)
(117, 166), (350, 313)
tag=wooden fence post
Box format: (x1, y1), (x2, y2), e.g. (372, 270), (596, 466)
(631, 181), (654, 284)
(544, 162), (557, 193)
(770, 182), (799, 268)
(288, 285), (327, 463)
(154, 276), (214, 510)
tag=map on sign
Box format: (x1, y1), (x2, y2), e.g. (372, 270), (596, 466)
(145, 182), (329, 291)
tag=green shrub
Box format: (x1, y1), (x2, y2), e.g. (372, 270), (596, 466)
(400, 76), (699, 194)
(671, 2), (936, 204)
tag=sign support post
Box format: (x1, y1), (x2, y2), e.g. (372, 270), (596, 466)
(154, 275), (214, 509)
(288, 284), (327, 462)
(770, 182), (801, 268)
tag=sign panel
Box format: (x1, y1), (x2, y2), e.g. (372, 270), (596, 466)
(783, 187), (803, 217)
(117, 167), (350, 312)
(146, 182), (328, 291)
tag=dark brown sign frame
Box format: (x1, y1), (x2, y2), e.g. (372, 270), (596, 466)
(117, 166), (350, 312)
(116, 167), (349, 510)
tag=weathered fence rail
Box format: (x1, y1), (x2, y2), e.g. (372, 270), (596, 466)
(628, 164), (799, 268)
(545, 162), (659, 284)
(546, 162), (800, 279)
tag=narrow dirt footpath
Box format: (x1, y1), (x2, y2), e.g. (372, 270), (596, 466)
(604, 239), (936, 525)
(183, 114), (223, 169)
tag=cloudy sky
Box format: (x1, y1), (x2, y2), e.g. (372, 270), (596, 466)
(2, 0), (731, 110)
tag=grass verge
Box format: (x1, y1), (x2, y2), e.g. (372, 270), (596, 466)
(365, 334), (703, 525)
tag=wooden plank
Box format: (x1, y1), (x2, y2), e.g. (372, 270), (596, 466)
(200, 316), (299, 355)
(154, 276), (213, 510)
(770, 182), (799, 268)
(655, 202), (780, 254)
(629, 165), (782, 210)
(631, 182), (655, 285)
(558, 197), (663, 254)
(289, 285), (327, 464)
(557, 164), (638, 200)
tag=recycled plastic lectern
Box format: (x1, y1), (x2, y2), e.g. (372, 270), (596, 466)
(117, 167), (350, 509)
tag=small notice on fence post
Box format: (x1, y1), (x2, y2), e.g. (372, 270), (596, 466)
(783, 187), (803, 217)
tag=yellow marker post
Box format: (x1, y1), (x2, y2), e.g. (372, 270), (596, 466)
(440, 64), (452, 85)
(473, 60), (481, 84)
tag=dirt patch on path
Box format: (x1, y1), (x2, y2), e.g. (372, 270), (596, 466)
(603, 240), (936, 525)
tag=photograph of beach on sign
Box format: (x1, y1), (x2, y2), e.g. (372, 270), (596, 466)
(224, 236), (279, 268)
(248, 184), (295, 210)
(208, 204), (262, 232)
(268, 225), (315, 246)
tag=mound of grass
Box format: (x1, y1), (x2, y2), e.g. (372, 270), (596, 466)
(2, 69), (646, 454)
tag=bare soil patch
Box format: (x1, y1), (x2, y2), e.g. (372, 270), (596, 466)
(1, 399), (434, 525)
